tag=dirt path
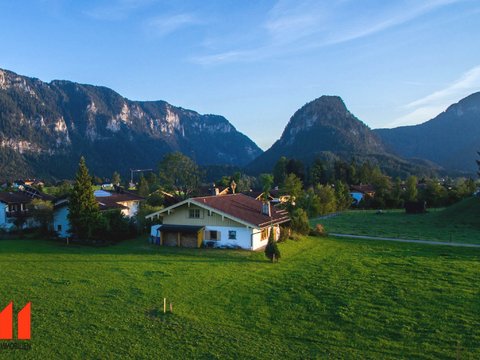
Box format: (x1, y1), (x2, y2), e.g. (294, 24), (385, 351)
(330, 233), (480, 248)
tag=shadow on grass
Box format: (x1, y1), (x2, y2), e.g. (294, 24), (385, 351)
(0, 237), (267, 263)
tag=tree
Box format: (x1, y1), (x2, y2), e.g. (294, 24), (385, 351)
(309, 158), (326, 186)
(158, 152), (201, 199)
(286, 159), (305, 181)
(137, 175), (150, 198)
(290, 208), (310, 235)
(281, 173), (303, 207)
(315, 184), (337, 215)
(112, 171), (121, 186)
(68, 157), (101, 240)
(273, 156), (288, 186)
(334, 181), (351, 210)
(28, 199), (53, 234)
(264, 227), (281, 262)
(405, 176), (418, 202)
(259, 173), (274, 201)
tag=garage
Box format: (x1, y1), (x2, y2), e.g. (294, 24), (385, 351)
(159, 225), (204, 248)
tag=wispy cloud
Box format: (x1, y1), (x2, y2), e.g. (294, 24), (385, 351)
(85, 0), (155, 21)
(387, 65), (480, 127)
(145, 13), (201, 38)
(192, 0), (465, 65)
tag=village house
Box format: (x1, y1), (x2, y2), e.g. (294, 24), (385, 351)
(53, 187), (143, 237)
(0, 185), (55, 231)
(145, 193), (290, 250)
(350, 184), (376, 205)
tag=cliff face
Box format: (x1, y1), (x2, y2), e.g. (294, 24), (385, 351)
(0, 68), (262, 179)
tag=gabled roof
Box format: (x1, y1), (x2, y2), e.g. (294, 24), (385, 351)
(146, 193), (290, 228)
(350, 184), (376, 194)
(0, 187), (55, 204)
(0, 192), (32, 204)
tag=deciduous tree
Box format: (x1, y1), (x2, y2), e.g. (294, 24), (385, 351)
(28, 199), (53, 233)
(158, 152), (201, 199)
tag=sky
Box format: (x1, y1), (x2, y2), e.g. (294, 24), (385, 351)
(1, 0), (480, 150)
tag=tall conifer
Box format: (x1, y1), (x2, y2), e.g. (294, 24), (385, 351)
(68, 157), (101, 240)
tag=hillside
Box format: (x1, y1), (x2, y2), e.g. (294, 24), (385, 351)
(375, 92), (480, 173)
(0, 68), (262, 180)
(438, 196), (480, 228)
(247, 96), (437, 177)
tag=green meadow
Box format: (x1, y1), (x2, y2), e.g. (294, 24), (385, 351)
(0, 236), (479, 359)
(314, 197), (480, 244)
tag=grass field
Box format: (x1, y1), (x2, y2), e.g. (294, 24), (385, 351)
(314, 198), (480, 244)
(0, 236), (479, 359)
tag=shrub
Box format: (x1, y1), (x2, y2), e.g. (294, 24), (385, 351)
(278, 226), (290, 242)
(290, 208), (310, 235)
(312, 224), (327, 237)
(264, 227), (281, 262)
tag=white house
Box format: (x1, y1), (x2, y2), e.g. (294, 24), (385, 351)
(0, 187), (55, 231)
(145, 193), (290, 250)
(53, 188), (143, 238)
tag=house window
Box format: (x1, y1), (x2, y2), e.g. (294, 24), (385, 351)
(189, 209), (200, 218)
(228, 230), (237, 240)
(57, 224), (62, 232)
(261, 228), (269, 240)
(205, 230), (219, 241)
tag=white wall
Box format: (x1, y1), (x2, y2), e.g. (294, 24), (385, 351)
(251, 225), (280, 250)
(0, 203), (10, 230)
(204, 226), (253, 250)
(53, 206), (70, 238)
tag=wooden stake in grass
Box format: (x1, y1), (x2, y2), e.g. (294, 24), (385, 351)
(163, 298), (166, 314)
(170, 302), (173, 313)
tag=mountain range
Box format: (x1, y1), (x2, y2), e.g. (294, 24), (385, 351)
(247, 96), (439, 178)
(0, 68), (261, 180)
(375, 92), (480, 173)
(0, 67), (478, 181)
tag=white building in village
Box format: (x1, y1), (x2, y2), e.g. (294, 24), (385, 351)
(145, 193), (290, 250)
(53, 188), (143, 238)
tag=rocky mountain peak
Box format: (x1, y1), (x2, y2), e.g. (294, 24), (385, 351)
(0, 68), (263, 179)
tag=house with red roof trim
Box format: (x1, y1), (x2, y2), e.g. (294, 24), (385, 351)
(146, 193), (290, 250)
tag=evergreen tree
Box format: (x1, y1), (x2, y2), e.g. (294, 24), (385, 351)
(290, 208), (310, 235)
(68, 157), (101, 240)
(273, 156), (288, 186)
(264, 227), (281, 262)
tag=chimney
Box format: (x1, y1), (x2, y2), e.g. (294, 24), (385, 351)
(262, 202), (271, 217)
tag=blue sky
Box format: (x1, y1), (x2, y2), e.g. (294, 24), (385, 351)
(1, 0), (480, 149)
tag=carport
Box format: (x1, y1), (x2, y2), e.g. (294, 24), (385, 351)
(158, 224), (205, 248)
